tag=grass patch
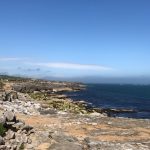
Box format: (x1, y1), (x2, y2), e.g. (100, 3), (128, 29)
(0, 123), (6, 136)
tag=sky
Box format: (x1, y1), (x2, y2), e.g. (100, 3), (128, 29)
(0, 0), (150, 83)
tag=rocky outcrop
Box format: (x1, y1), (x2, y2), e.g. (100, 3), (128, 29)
(0, 110), (34, 150)
(12, 81), (85, 93)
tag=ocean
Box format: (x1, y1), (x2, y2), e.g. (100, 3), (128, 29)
(67, 84), (150, 119)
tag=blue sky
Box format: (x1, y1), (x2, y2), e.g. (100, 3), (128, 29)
(0, 0), (150, 82)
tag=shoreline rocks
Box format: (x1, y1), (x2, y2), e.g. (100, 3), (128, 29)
(0, 110), (34, 150)
(0, 78), (149, 150)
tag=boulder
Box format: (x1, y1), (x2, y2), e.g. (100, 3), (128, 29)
(21, 125), (33, 132)
(12, 122), (25, 130)
(5, 129), (15, 140)
(0, 115), (6, 125)
(4, 110), (16, 122)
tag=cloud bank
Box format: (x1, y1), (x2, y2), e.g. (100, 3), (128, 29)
(28, 62), (112, 71)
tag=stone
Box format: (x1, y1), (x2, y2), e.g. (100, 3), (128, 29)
(22, 133), (28, 143)
(15, 134), (23, 143)
(6, 121), (16, 125)
(12, 122), (25, 130)
(21, 125), (33, 132)
(0, 136), (4, 145)
(4, 110), (16, 122)
(5, 129), (15, 140)
(0, 115), (6, 125)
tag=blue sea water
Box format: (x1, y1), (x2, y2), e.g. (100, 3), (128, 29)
(67, 84), (150, 119)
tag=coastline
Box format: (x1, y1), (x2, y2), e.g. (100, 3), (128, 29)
(0, 77), (150, 149)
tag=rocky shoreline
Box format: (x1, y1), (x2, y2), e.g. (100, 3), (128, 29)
(0, 77), (150, 150)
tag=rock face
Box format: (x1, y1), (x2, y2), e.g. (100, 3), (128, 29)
(0, 110), (34, 150)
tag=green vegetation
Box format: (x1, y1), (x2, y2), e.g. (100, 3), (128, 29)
(19, 143), (25, 150)
(29, 92), (91, 114)
(29, 93), (48, 101)
(0, 124), (6, 136)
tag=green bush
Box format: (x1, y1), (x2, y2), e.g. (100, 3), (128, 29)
(0, 123), (6, 136)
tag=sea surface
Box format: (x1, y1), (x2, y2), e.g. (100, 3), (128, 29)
(66, 84), (150, 119)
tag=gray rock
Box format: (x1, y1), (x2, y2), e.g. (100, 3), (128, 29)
(4, 110), (16, 122)
(0, 115), (6, 125)
(12, 122), (25, 130)
(6, 121), (16, 125)
(22, 133), (28, 143)
(21, 125), (33, 132)
(0, 136), (4, 145)
(15, 134), (23, 143)
(5, 129), (15, 140)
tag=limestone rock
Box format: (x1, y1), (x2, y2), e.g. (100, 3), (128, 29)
(21, 125), (33, 132)
(4, 110), (16, 122)
(5, 129), (15, 140)
(0, 115), (6, 125)
(0, 136), (4, 145)
(12, 122), (25, 130)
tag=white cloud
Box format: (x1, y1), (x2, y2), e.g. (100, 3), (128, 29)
(28, 62), (113, 71)
(0, 57), (27, 61)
